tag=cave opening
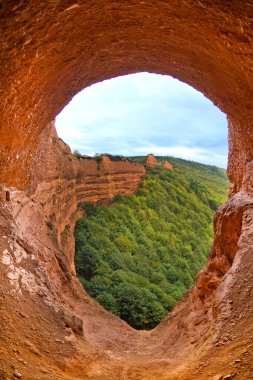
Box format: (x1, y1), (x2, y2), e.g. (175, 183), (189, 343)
(55, 73), (229, 330)
(2, 1), (253, 377)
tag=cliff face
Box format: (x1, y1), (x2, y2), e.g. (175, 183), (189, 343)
(1, 1), (253, 379)
(146, 154), (160, 167)
(162, 161), (174, 171)
(146, 155), (174, 170)
(30, 124), (146, 272)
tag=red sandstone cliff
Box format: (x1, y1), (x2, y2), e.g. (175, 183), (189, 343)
(162, 160), (174, 171)
(32, 123), (146, 272)
(146, 154), (174, 170)
(146, 153), (159, 167)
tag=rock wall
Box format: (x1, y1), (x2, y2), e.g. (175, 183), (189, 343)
(146, 155), (174, 170)
(162, 161), (174, 171)
(1, 1), (253, 379)
(30, 123), (146, 271)
(1, 1), (253, 193)
(146, 154), (160, 167)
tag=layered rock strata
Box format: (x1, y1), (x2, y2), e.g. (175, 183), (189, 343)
(31, 124), (146, 271)
(146, 154), (160, 167)
(146, 154), (174, 170)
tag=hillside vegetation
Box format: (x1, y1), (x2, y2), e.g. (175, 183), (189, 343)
(75, 157), (229, 330)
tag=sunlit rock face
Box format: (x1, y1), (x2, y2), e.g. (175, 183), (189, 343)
(146, 154), (160, 167)
(162, 161), (174, 171)
(1, 1), (253, 379)
(146, 155), (174, 170)
(29, 123), (146, 272)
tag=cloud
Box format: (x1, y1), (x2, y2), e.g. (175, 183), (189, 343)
(55, 73), (228, 168)
(132, 145), (227, 168)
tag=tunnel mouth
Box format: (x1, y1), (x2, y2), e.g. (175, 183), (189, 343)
(1, 2), (253, 378)
(54, 73), (229, 331)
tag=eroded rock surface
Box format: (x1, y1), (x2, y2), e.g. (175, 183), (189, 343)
(146, 155), (174, 170)
(161, 161), (174, 171)
(30, 123), (146, 272)
(1, 1), (253, 379)
(146, 154), (160, 167)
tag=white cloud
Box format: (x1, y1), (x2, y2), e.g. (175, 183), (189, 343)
(133, 145), (227, 167)
(55, 73), (228, 168)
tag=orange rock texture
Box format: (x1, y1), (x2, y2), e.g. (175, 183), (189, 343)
(1, 1), (253, 379)
(146, 154), (160, 167)
(146, 154), (174, 170)
(33, 124), (146, 272)
(161, 161), (174, 171)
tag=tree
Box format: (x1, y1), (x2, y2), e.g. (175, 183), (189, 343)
(114, 283), (166, 329)
(73, 149), (81, 158)
(96, 293), (119, 315)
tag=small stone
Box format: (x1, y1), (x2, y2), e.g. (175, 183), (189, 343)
(13, 369), (22, 378)
(18, 359), (27, 365)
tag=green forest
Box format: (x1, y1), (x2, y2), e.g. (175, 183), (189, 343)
(75, 156), (229, 330)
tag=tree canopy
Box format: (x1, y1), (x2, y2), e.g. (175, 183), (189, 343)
(75, 157), (229, 330)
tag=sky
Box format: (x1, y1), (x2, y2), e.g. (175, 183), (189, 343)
(55, 73), (228, 168)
